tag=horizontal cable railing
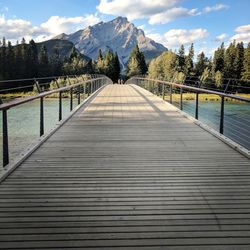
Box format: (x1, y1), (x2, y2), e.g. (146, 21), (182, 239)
(127, 76), (250, 151)
(0, 74), (112, 167)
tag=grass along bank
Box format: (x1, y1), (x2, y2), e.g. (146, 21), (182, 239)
(163, 93), (250, 102)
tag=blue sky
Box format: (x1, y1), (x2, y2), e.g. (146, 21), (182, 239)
(0, 0), (250, 57)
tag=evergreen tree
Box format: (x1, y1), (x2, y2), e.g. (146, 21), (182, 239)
(195, 52), (206, 76)
(127, 44), (147, 77)
(224, 40), (237, 78)
(97, 48), (103, 61)
(27, 39), (39, 78)
(242, 42), (250, 80)
(20, 38), (29, 77)
(51, 47), (62, 76)
(213, 42), (225, 74)
(177, 44), (185, 72)
(38, 45), (50, 77)
(14, 41), (23, 78)
(96, 49), (104, 74)
(185, 43), (194, 75)
(6, 41), (15, 79)
(235, 42), (244, 79)
(0, 38), (7, 79)
(69, 47), (78, 62)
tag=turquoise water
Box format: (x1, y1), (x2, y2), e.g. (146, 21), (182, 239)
(174, 99), (250, 149)
(0, 97), (249, 169)
(0, 98), (79, 168)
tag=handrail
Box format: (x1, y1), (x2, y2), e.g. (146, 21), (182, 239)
(132, 77), (250, 103)
(128, 76), (250, 151)
(0, 77), (106, 110)
(1, 75), (112, 167)
(0, 74), (99, 84)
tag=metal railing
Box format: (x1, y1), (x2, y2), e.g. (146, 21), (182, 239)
(0, 74), (112, 167)
(127, 76), (250, 150)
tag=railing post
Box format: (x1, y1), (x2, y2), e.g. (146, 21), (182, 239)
(84, 83), (86, 99)
(70, 87), (73, 111)
(180, 87), (183, 110)
(224, 79), (231, 93)
(34, 79), (41, 93)
(170, 85), (173, 104)
(78, 85), (81, 105)
(195, 92), (199, 119)
(220, 96), (225, 134)
(40, 97), (44, 136)
(91, 81), (93, 94)
(59, 91), (62, 121)
(2, 109), (9, 167)
(162, 83), (165, 100)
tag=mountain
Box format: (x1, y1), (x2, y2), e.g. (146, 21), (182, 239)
(37, 39), (90, 61)
(53, 17), (166, 68)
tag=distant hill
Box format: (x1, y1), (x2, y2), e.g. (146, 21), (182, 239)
(53, 16), (167, 68)
(37, 39), (90, 61)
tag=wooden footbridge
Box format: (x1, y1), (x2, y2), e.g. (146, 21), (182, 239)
(0, 76), (250, 249)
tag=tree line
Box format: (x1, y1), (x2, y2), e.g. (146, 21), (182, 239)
(1, 36), (249, 92)
(0, 38), (123, 85)
(148, 41), (250, 91)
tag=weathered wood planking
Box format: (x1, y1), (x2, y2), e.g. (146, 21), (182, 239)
(0, 84), (250, 249)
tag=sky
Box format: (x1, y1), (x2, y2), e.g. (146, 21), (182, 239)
(0, 0), (250, 57)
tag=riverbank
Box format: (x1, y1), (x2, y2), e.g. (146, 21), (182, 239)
(164, 93), (250, 102)
(0, 92), (87, 101)
(1, 91), (249, 103)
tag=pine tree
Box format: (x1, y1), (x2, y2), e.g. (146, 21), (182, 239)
(127, 44), (147, 77)
(51, 46), (62, 76)
(185, 43), (194, 75)
(14, 41), (23, 79)
(213, 42), (225, 74)
(224, 40), (237, 78)
(242, 42), (250, 80)
(69, 47), (78, 62)
(177, 44), (185, 73)
(195, 52), (206, 76)
(38, 45), (50, 77)
(0, 38), (7, 79)
(20, 38), (29, 77)
(27, 39), (39, 78)
(96, 49), (104, 74)
(235, 42), (244, 79)
(97, 48), (103, 61)
(6, 41), (15, 79)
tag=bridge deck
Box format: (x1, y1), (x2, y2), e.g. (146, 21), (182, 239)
(0, 84), (250, 249)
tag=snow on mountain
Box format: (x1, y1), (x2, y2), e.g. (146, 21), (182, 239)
(54, 17), (166, 68)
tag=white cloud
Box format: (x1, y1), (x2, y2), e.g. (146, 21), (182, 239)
(0, 14), (101, 43)
(231, 33), (250, 44)
(215, 33), (227, 42)
(97, 0), (179, 20)
(235, 24), (250, 33)
(230, 24), (250, 44)
(0, 15), (41, 41)
(203, 4), (229, 13)
(148, 28), (209, 48)
(40, 14), (100, 36)
(148, 7), (199, 25)
(97, 0), (228, 25)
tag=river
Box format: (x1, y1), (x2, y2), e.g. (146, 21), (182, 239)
(0, 98), (249, 169)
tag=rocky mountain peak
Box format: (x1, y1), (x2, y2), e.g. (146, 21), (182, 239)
(53, 17), (166, 69)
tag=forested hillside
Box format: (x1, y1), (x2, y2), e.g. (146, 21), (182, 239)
(148, 41), (250, 92)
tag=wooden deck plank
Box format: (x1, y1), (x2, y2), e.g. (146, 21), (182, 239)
(0, 84), (250, 249)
